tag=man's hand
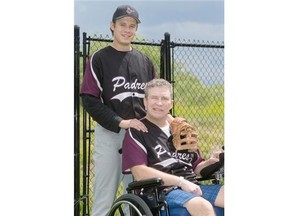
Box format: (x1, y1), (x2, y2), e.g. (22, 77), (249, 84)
(180, 179), (202, 195)
(119, 119), (148, 132)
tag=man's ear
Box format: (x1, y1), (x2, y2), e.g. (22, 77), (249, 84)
(170, 99), (174, 110)
(110, 21), (115, 31)
(143, 98), (148, 110)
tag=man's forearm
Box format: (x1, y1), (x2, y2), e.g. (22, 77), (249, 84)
(81, 94), (122, 133)
(131, 165), (181, 187)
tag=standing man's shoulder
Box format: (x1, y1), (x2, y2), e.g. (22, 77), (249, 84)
(131, 48), (154, 65)
(133, 48), (148, 57)
(91, 46), (113, 58)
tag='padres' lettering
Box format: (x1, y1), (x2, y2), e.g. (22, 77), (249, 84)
(154, 144), (167, 158)
(171, 152), (193, 163)
(112, 76), (146, 92)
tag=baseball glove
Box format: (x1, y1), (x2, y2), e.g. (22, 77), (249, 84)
(170, 119), (198, 151)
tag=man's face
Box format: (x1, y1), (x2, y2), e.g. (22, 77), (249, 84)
(144, 86), (173, 121)
(110, 17), (138, 45)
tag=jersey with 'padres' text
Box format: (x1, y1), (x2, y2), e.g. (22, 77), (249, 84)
(122, 118), (204, 183)
(80, 46), (156, 133)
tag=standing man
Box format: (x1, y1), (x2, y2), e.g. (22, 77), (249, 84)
(80, 5), (156, 216)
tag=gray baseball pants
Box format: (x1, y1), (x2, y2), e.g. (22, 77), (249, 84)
(91, 125), (132, 216)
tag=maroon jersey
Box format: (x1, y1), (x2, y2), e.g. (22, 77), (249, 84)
(80, 46), (156, 132)
(122, 118), (204, 183)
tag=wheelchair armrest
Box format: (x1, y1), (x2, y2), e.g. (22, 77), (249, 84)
(196, 176), (215, 182)
(199, 152), (224, 179)
(127, 178), (164, 190)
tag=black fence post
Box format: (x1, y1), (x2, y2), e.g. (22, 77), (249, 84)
(160, 40), (164, 79)
(82, 32), (90, 216)
(161, 32), (174, 116)
(160, 33), (171, 79)
(74, 25), (80, 216)
(164, 32), (171, 82)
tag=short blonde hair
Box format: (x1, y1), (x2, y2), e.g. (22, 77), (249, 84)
(144, 78), (173, 98)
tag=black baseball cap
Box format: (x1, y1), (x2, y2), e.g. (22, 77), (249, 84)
(112, 5), (141, 23)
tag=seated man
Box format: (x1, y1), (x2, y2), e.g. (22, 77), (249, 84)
(122, 78), (224, 216)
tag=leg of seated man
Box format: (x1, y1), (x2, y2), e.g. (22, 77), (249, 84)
(214, 186), (224, 207)
(200, 184), (224, 208)
(214, 206), (224, 216)
(184, 197), (215, 216)
(162, 188), (215, 216)
(200, 184), (224, 216)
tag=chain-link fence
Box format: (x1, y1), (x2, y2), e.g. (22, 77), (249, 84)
(74, 26), (224, 216)
(170, 40), (224, 156)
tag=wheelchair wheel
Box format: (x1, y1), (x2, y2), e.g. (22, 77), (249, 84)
(107, 193), (153, 216)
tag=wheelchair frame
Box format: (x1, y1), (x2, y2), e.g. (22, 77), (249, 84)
(107, 152), (224, 216)
(107, 175), (223, 216)
(107, 177), (168, 216)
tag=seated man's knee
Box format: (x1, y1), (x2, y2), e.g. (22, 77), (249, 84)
(184, 197), (215, 216)
(214, 185), (224, 208)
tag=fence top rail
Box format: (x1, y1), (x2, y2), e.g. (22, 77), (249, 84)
(86, 36), (162, 47)
(85, 35), (225, 48)
(171, 42), (224, 49)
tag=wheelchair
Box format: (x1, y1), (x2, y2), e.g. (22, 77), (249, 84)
(107, 153), (224, 216)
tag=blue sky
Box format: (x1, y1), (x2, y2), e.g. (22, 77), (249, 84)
(74, 0), (224, 42)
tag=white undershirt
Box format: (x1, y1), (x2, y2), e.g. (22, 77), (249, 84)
(160, 121), (171, 137)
